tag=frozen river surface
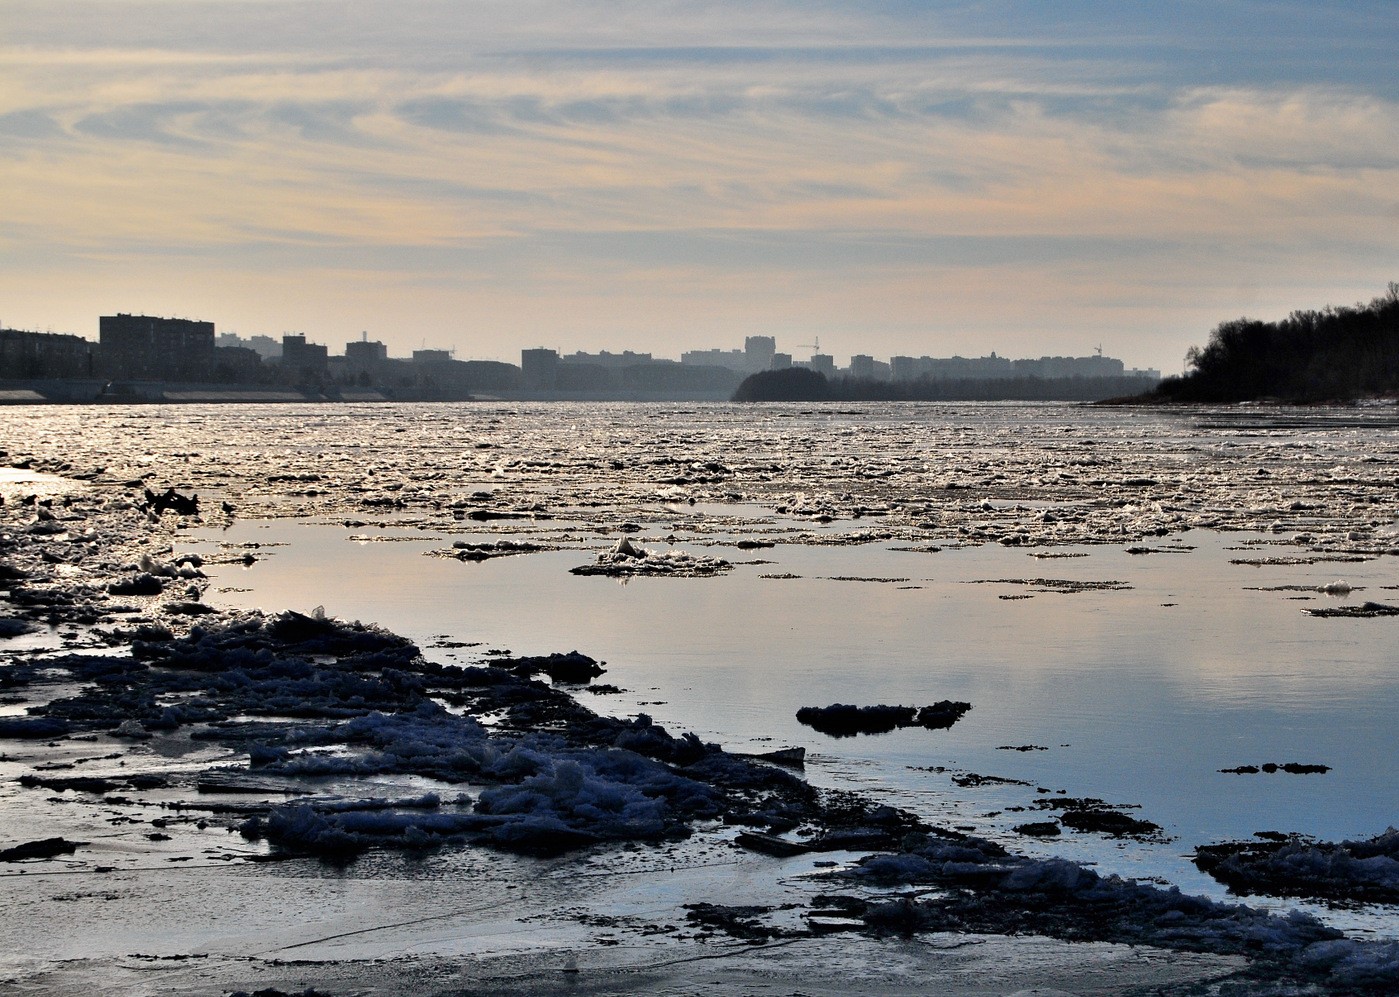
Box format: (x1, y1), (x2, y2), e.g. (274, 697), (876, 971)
(3, 400), (1398, 992)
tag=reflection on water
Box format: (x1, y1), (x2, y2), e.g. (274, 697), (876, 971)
(193, 512), (1399, 930)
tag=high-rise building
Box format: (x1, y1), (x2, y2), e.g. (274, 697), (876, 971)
(0, 329), (94, 379)
(346, 339), (389, 366)
(281, 335), (329, 381)
(744, 336), (776, 371)
(99, 314), (215, 380)
(521, 348), (560, 390)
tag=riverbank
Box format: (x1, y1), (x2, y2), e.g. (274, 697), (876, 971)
(0, 379), (744, 405)
(0, 378), (434, 405)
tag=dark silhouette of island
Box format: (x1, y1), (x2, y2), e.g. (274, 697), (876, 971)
(1142, 283), (1399, 404)
(733, 368), (833, 401)
(733, 367), (1158, 402)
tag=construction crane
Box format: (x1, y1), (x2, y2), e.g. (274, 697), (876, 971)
(796, 337), (822, 358)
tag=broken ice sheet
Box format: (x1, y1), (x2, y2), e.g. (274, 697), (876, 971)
(5, 402), (1399, 991)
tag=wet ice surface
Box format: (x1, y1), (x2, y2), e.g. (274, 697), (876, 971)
(3, 401), (1399, 993)
(190, 519), (1399, 924)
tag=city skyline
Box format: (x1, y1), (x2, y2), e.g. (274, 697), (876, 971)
(2, 315), (1160, 406)
(3, 2), (1396, 376)
(6, 314), (1161, 378)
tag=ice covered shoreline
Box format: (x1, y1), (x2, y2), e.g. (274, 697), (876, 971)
(2, 410), (1399, 993)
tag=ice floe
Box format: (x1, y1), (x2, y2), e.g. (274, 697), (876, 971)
(570, 536), (732, 577)
(795, 702), (972, 738)
(1195, 827), (1399, 904)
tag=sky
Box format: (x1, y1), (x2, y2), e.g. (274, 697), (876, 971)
(2, 1), (1396, 374)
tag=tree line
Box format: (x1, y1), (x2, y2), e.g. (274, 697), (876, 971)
(1149, 283), (1399, 403)
(732, 367), (1158, 403)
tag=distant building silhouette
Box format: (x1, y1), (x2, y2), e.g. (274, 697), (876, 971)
(886, 351), (1158, 382)
(849, 354), (892, 380)
(680, 347), (747, 370)
(343, 338), (389, 385)
(563, 349), (655, 368)
(217, 332), (281, 359)
(212, 345), (264, 382)
(99, 313), (214, 380)
(685, 336), (778, 373)
(744, 336), (776, 370)
(0, 328), (95, 379)
(347, 338), (389, 366)
(281, 334), (328, 383)
(455, 360), (521, 394)
(521, 348), (560, 390)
